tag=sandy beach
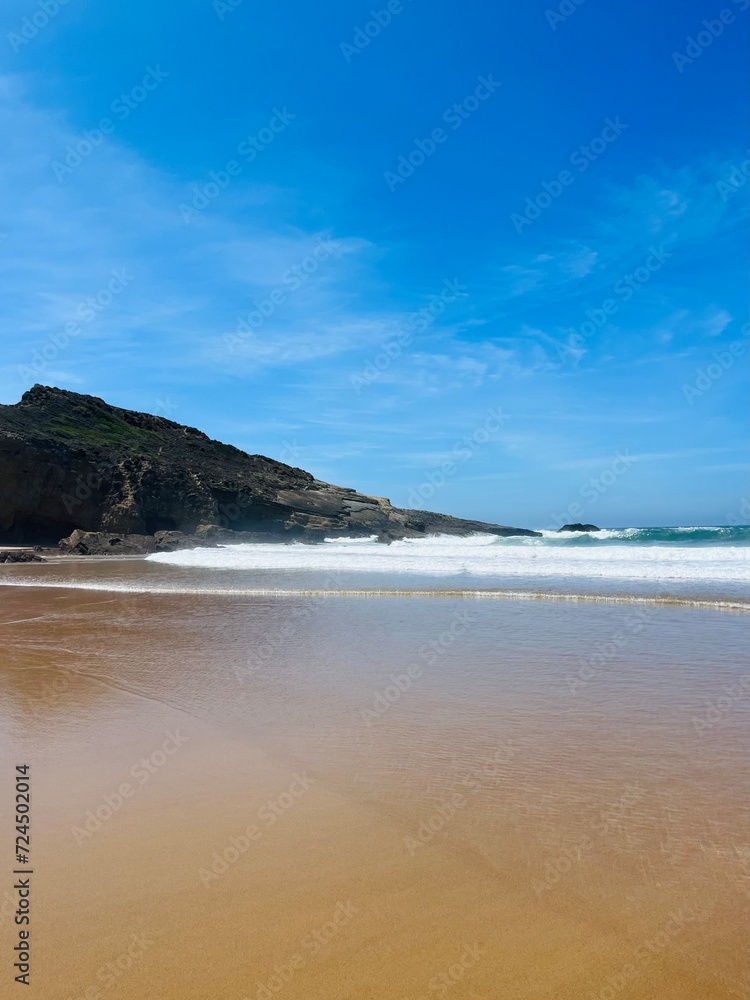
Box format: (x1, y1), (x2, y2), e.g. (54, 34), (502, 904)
(1, 575), (748, 999)
(2, 0), (747, 991)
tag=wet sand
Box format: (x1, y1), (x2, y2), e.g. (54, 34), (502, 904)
(0, 582), (748, 998)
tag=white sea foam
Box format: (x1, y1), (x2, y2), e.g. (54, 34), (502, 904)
(146, 532), (750, 584)
(0, 578), (747, 610)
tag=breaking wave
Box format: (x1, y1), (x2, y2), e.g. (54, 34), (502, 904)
(146, 528), (750, 585)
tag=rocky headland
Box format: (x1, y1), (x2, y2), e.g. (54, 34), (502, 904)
(0, 385), (540, 553)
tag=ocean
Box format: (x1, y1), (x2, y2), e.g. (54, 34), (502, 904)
(147, 525), (750, 602)
(3, 525), (747, 607)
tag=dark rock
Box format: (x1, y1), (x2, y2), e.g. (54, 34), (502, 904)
(558, 523), (601, 532)
(0, 550), (45, 563)
(58, 529), (157, 556)
(152, 530), (192, 552)
(1, 385), (541, 546)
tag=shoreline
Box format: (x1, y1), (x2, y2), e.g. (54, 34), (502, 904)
(0, 572), (747, 611)
(2, 528), (747, 612)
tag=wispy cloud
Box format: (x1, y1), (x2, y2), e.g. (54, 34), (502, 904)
(0, 74), (408, 394)
(553, 445), (744, 471)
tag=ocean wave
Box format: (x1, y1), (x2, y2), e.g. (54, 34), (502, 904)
(145, 531), (750, 584)
(538, 526), (749, 544)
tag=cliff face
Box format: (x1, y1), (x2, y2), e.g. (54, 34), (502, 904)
(0, 385), (539, 544)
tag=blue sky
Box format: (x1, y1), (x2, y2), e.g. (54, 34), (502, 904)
(0, 0), (747, 528)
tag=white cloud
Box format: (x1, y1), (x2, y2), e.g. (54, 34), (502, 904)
(560, 245), (598, 277)
(702, 308), (733, 337)
(554, 445), (742, 470)
(0, 74), (404, 395)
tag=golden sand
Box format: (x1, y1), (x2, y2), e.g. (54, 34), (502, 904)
(0, 584), (747, 999)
